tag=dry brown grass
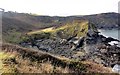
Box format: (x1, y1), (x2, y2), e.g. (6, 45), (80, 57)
(0, 43), (114, 73)
(82, 61), (113, 73)
(0, 43), (86, 73)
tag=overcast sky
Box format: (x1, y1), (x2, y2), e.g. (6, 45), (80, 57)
(0, 0), (119, 16)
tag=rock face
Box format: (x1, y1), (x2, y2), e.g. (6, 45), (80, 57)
(20, 20), (88, 57)
(83, 23), (120, 67)
(20, 20), (120, 68)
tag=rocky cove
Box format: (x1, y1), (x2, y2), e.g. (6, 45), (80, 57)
(19, 21), (120, 70)
(98, 29), (120, 46)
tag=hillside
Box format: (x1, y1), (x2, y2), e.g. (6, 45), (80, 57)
(0, 43), (113, 73)
(2, 11), (119, 43)
(1, 11), (120, 73)
(27, 20), (88, 38)
(81, 13), (119, 29)
(2, 12), (67, 43)
(19, 19), (120, 70)
(19, 20), (89, 57)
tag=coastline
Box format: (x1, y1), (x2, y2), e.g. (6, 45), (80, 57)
(98, 29), (120, 47)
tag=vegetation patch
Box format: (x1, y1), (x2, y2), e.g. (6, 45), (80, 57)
(3, 29), (22, 44)
(0, 43), (88, 73)
(26, 20), (88, 40)
(0, 52), (17, 73)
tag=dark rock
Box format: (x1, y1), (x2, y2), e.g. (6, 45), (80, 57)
(106, 37), (120, 42)
(76, 37), (85, 48)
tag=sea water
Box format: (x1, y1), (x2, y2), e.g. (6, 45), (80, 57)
(98, 29), (120, 46)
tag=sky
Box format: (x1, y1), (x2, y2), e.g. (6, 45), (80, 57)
(0, 0), (119, 16)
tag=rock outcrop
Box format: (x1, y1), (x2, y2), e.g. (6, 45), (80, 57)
(19, 20), (120, 69)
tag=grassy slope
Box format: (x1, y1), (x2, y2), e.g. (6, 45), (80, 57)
(3, 12), (118, 44)
(0, 43), (112, 73)
(0, 43), (86, 73)
(27, 20), (88, 40)
(2, 12), (59, 44)
(0, 52), (17, 73)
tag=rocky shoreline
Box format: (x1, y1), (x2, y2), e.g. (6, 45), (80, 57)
(20, 31), (120, 67)
(19, 22), (120, 72)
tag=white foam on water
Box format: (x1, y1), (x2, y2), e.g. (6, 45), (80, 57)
(98, 29), (120, 46)
(108, 41), (118, 45)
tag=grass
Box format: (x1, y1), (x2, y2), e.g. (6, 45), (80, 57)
(0, 43), (114, 73)
(5, 20), (89, 44)
(0, 43), (88, 73)
(0, 52), (15, 60)
(0, 51), (17, 73)
(3, 29), (22, 44)
(26, 20), (88, 40)
(27, 27), (55, 35)
(73, 51), (85, 57)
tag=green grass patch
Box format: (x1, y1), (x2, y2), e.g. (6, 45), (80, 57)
(27, 21), (89, 39)
(3, 29), (22, 44)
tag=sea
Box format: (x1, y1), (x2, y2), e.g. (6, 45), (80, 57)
(98, 29), (120, 46)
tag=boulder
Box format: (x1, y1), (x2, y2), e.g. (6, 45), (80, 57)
(68, 36), (85, 50)
(106, 37), (120, 43)
(112, 64), (120, 74)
